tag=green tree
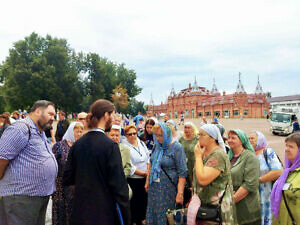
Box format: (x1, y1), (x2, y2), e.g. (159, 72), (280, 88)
(0, 33), (142, 113)
(122, 98), (146, 116)
(83, 53), (142, 109)
(0, 33), (83, 112)
(84, 54), (117, 102)
(266, 91), (272, 98)
(0, 86), (6, 113)
(116, 63), (142, 98)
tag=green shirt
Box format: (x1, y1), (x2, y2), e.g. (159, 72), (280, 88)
(273, 167), (300, 225)
(179, 136), (198, 186)
(193, 148), (238, 225)
(231, 150), (261, 225)
(119, 144), (131, 178)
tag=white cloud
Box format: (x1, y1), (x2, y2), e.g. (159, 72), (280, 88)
(0, 0), (300, 104)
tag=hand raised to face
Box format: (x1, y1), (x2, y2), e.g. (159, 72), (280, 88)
(194, 143), (205, 158)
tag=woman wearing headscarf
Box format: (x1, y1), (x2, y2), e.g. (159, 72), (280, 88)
(145, 122), (187, 225)
(190, 124), (237, 225)
(271, 132), (300, 225)
(52, 122), (84, 225)
(248, 131), (282, 225)
(167, 119), (182, 142)
(108, 124), (132, 178)
(228, 129), (261, 225)
(179, 122), (198, 188)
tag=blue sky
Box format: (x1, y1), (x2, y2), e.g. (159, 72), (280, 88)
(0, 0), (299, 105)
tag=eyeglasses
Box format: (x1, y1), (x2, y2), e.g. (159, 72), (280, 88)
(78, 118), (86, 121)
(127, 132), (137, 136)
(198, 133), (208, 137)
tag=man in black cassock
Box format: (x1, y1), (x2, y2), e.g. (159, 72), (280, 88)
(63, 99), (130, 225)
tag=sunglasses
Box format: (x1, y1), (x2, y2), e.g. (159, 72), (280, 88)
(78, 118), (86, 121)
(127, 132), (137, 136)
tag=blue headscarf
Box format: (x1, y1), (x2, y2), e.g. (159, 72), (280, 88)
(149, 122), (173, 184)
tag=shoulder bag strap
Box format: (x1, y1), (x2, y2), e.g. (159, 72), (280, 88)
(263, 148), (270, 169)
(16, 121), (31, 145)
(282, 190), (297, 225)
(218, 183), (228, 205)
(161, 166), (177, 188)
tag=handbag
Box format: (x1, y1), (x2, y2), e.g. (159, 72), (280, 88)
(166, 204), (187, 225)
(196, 184), (228, 224)
(161, 166), (192, 206)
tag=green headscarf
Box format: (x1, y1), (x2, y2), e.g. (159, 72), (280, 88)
(228, 129), (255, 160)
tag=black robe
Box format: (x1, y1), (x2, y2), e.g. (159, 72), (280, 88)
(63, 131), (130, 225)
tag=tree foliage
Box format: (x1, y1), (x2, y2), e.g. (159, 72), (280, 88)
(0, 33), (142, 114)
(0, 33), (83, 112)
(82, 53), (141, 110)
(121, 98), (147, 116)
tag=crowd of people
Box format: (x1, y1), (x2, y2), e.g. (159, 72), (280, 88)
(0, 99), (299, 225)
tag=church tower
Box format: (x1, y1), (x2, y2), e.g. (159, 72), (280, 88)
(254, 75), (264, 95)
(236, 72), (246, 93)
(211, 78), (219, 95)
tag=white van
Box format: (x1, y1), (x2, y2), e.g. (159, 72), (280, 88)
(270, 107), (300, 135)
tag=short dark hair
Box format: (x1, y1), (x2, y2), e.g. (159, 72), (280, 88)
(59, 111), (66, 116)
(285, 132), (300, 149)
(30, 100), (55, 113)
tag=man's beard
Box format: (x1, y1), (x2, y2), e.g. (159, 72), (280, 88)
(104, 117), (112, 132)
(38, 118), (53, 131)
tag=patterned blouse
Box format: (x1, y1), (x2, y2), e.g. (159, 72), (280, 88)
(52, 140), (74, 225)
(257, 148), (282, 225)
(193, 148), (237, 225)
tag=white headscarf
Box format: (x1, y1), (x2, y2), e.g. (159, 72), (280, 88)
(62, 122), (82, 143)
(111, 124), (121, 131)
(200, 124), (226, 151)
(167, 119), (178, 131)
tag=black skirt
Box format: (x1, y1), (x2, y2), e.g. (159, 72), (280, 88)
(127, 177), (147, 225)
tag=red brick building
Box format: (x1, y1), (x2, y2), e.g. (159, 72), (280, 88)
(147, 74), (270, 119)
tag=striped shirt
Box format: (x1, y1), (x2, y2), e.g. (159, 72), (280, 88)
(0, 117), (58, 196)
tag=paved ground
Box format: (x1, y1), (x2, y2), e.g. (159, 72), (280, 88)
(45, 118), (287, 224)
